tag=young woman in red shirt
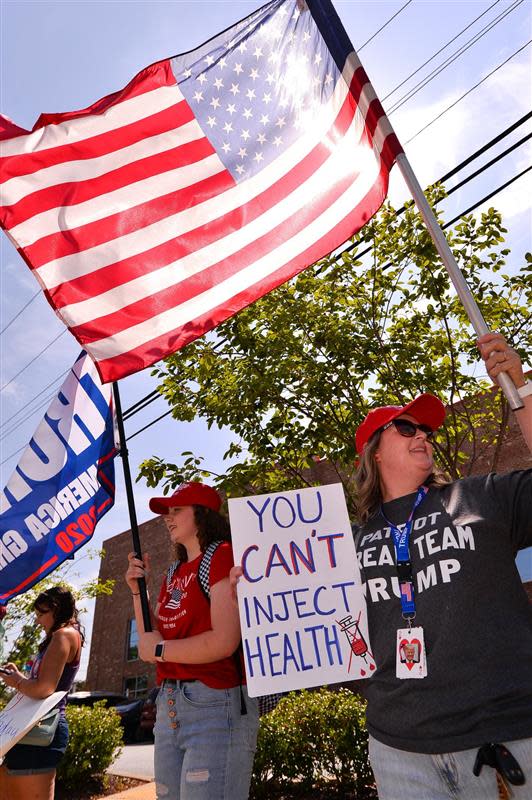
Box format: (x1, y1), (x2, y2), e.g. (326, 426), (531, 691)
(125, 482), (258, 800)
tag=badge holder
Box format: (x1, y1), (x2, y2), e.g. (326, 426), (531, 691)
(382, 488), (429, 680)
(396, 614), (427, 679)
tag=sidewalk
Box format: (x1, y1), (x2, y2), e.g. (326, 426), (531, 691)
(105, 781), (156, 800)
(107, 742), (155, 782)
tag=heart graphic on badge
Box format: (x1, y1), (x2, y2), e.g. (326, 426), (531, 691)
(399, 638), (421, 670)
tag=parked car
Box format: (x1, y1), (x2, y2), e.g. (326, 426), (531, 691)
(67, 691), (129, 707)
(67, 689), (159, 742)
(114, 697), (146, 743)
(68, 691), (142, 743)
(139, 686), (159, 740)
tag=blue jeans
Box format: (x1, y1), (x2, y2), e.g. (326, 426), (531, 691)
(154, 680), (259, 800)
(369, 734), (532, 799)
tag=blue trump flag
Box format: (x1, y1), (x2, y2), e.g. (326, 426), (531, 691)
(0, 352), (117, 604)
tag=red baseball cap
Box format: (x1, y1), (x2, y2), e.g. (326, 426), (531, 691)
(149, 482), (222, 514)
(355, 394), (446, 454)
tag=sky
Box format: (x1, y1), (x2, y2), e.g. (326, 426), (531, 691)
(0, 0), (531, 679)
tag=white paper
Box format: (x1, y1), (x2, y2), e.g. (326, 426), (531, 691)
(229, 483), (375, 697)
(0, 690), (67, 759)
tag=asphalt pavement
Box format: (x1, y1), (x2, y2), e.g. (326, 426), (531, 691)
(108, 742), (155, 781)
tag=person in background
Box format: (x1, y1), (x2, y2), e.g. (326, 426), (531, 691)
(0, 586), (83, 800)
(125, 482), (259, 800)
(353, 332), (532, 799)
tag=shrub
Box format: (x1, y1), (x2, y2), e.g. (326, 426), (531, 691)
(57, 701), (123, 789)
(251, 688), (376, 798)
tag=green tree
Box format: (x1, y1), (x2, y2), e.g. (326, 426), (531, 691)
(138, 185), (531, 513)
(0, 553), (114, 707)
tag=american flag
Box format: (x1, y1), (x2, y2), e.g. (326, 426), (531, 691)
(0, 0), (401, 383)
(167, 587), (184, 610)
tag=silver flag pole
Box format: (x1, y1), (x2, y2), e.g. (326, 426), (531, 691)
(395, 151), (523, 411)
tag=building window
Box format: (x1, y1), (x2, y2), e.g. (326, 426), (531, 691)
(124, 675), (148, 698)
(126, 619), (139, 661)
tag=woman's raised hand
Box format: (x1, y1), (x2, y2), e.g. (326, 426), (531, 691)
(477, 332), (526, 387)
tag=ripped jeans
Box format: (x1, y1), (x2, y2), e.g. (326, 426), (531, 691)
(154, 680), (259, 800)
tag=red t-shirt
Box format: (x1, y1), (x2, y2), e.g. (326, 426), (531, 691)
(155, 542), (240, 688)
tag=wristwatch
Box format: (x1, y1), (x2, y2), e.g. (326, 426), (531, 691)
(517, 381), (532, 399)
(154, 642), (165, 662)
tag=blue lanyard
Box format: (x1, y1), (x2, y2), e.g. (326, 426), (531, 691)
(380, 486), (428, 620)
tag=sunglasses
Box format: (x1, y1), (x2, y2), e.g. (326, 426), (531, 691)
(381, 418), (435, 440)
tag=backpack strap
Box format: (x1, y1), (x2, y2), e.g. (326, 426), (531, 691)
(166, 559), (181, 589)
(166, 540), (222, 597)
(197, 541), (223, 600)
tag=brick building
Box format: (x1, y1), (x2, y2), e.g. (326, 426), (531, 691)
(86, 401), (532, 695)
(86, 515), (170, 695)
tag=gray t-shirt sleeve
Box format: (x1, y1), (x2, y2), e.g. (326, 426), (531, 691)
(480, 470), (532, 551)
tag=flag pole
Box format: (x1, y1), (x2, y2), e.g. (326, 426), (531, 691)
(112, 382), (153, 633)
(395, 151), (523, 411)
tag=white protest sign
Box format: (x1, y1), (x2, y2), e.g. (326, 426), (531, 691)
(0, 690), (66, 759)
(229, 483), (376, 697)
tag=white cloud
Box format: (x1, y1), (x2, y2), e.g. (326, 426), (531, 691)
(485, 58), (532, 111)
(475, 146), (532, 221)
(383, 52), (531, 219)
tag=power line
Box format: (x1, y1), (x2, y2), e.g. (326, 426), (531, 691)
(0, 329), (67, 394)
(405, 39), (532, 144)
(1, 444), (27, 466)
(357, 0), (414, 52)
(0, 368), (70, 433)
(339, 163), (531, 266)
(0, 290), (41, 336)
(438, 112), (531, 185)
(443, 165), (532, 228)
(126, 409), (174, 442)
(0, 388), (60, 443)
(444, 132), (531, 201)
(0, 370), (159, 440)
(387, 0), (524, 115)
(382, 0), (504, 102)
(122, 391), (163, 422)
(123, 389), (160, 419)
(335, 112), (532, 261)
(0, 370), (160, 450)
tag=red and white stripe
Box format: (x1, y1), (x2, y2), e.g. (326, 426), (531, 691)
(0, 53), (401, 383)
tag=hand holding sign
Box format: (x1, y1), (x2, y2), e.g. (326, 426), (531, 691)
(229, 484), (375, 698)
(229, 565), (243, 604)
